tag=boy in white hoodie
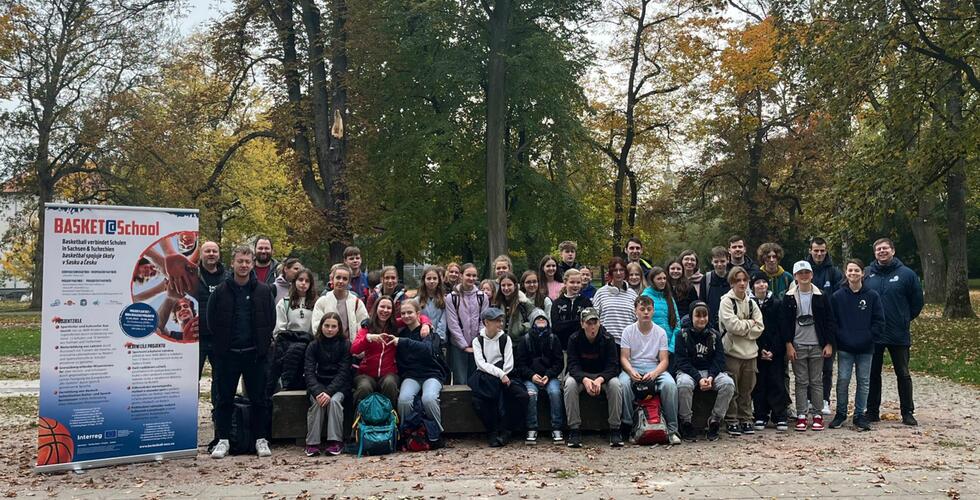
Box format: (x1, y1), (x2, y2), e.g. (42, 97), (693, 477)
(719, 266), (764, 436)
(469, 307), (529, 447)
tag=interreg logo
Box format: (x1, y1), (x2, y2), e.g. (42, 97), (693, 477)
(52, 217), (159, 236)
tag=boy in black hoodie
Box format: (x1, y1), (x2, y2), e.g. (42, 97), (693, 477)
(563, 308), (623, 448)
(675, 302), (735, 441)
(749, 272), (789, 431)
(515, 311), (565, 444)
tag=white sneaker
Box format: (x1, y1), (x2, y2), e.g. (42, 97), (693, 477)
(822, 400), (832, 415)
(525, 430), (538, 444)
(668, 433), (682, 445)
(210, 439), (229, 459)
(255, 438), (272, 457)
(552, 430), (564, 442)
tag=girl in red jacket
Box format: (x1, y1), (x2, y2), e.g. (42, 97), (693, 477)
(351, 296), (401, 408)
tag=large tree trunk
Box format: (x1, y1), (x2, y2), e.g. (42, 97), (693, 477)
(940, 67), (976, 318)
(29, 181), (51, 311)
(485, 0), (511, 260)
(909, 193), (946, 304)
(327, 0), (351, 263)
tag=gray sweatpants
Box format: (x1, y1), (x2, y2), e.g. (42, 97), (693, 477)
(792, 345), (823, 417)
(306, 392), (345, 445)
(564, 376), (623, 430)
(676, 371), (736, 424)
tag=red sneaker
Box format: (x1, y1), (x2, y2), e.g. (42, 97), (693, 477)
(811, 416), (824, 431)
(795, 416), (808, 432)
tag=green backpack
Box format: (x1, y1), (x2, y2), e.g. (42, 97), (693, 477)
(352, 393), (398, 457)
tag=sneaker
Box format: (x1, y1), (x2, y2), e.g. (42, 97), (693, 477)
(727, 423), (742, 436)
(706, 420), (720, 441)
(305, 445), (320, 457)
(829, 413), (847, 429)
(210, 439), (230, 459)
(865, 412), (880, 423)
(740, 422), (755, 435)
(525, 430), (538, 445)
(811, 415), (824, 431)
(567, 430), (582, 448)
(753, 420), (766, 431)
(255, 438), (272, 457)
(795, 416), (808, 432)
(488, 431), (503, 448)
(680, 421), (698, 442)
(822, 400), (832, 415)
(552, 430), (564, 443)
(668, 433), (682, 445)
(428, 438), (444, 450)
(608, 430), (624, 447)
(902, 413), (918, 426)
(499, 430), (512, 445)
(854, 415), (872, 432)
(775, 420), (788, 432)
(323, 441), (343, 456)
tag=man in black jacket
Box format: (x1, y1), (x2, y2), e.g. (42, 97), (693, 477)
(563, 307), (623, 448)
(195, 240), (227, 378)
(806, 236), (844, 416)
(206, 245), (276, 459)
(675, 302), (735, 441)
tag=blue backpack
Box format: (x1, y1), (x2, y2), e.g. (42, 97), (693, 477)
(353, 393), (398, 457)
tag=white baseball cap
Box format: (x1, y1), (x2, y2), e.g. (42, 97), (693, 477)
(792, 260), (813, 274)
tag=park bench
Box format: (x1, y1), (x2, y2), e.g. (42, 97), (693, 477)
(271, 384), (717, 442)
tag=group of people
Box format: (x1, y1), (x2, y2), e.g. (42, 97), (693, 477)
(187, 234), (923, 458)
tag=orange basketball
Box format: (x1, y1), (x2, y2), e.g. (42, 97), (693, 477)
(37, 417), (74, 466)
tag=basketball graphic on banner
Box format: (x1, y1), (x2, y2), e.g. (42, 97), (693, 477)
(36, 417), (74, 466)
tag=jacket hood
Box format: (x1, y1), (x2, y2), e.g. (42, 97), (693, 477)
(480, 328), (505, 341)
(454, 283), (482, 296)
(274, 275), (290, 286)
(805, 253), (836, 270)
(529, 308), (550, 327)
(375, 283), (405, 296)
(869, 256), (905, 274)
(763, 265), (787, 278)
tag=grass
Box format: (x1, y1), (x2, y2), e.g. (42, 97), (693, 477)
(0, 301), (34, 313)
(904, 291), (980, 386)
(970, 278), (980, 289)
(0, 326), (40, 357)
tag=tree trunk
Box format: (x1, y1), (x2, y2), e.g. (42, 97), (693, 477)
(909, 193), (946, 304)
(327, 0), (351, 264)
(612, 158), (626, 257)
(485, 0), (511, 260)
(627, 168), (639, 237)
(940, 66), (976, 318)
(29, 181), (50, 311)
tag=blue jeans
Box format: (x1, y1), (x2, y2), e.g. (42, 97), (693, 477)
(398, 377), (444, 436)
(618, 370), (678, 434)
(524, 379), (564, 430)
(449, 345), (476, 385)
(836, 350), (872, 417)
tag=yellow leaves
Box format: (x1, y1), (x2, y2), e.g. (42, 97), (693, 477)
(716, 17), (779, 97)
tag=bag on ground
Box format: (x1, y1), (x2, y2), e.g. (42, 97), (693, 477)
(631, 394), (668, 445)
(353, 393), (398, 457)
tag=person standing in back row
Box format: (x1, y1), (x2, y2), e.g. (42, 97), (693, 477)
(252, 236), (278, 286)
(807, 236), (844, 417)
(863, 238), (923, 426)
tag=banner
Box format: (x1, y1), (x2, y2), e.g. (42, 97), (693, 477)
(37, 204), (200, 472)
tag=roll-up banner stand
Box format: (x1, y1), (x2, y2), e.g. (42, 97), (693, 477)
(36, 203), (200, 472)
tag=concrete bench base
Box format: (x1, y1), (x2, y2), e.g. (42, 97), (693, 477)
(272, 384), (720, 441)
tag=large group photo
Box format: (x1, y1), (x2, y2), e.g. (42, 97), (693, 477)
(0, 0), (978, 497)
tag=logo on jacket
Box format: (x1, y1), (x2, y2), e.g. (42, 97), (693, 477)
(695, 343), (710, 356)
(858, 299), (867, 311)
(889, 276), (900, 283)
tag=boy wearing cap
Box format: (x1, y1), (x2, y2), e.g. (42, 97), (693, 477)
(783, 261), (836, 432)
(469, 307), (529, 447)
(675, 301), (734, 441)
(618, 295), (682, 445)
(564, 307), (623, 448)
(749, 272), (789, 431)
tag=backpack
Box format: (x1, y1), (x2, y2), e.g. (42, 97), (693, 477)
(399, 396), (440, 452)
(229, 396), (256, 455)
(352, 393), (398, 457)
(451, 291), (485, 334)
(631, 393), (668, 445)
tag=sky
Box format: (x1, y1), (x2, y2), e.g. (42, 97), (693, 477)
(178, 0), (231, 36)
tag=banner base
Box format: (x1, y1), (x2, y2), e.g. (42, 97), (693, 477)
(34, 448), (198, 474)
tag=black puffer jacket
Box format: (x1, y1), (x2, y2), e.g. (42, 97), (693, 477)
(304, 335), (353, 397)
(206, 274), (276, 356)
(514, 310), (564, 381)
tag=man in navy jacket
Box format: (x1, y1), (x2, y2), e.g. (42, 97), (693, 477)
(863, 238), (924, 426)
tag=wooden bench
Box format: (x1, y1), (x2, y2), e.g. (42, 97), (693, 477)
(271, 384), (719, 441)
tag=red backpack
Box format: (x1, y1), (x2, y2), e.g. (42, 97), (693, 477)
(631, 393), (668, 445)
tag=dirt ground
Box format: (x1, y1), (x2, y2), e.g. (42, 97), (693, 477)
(2, 371), (978, 498)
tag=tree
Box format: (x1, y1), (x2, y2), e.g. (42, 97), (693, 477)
(0, 0), (177, 309)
